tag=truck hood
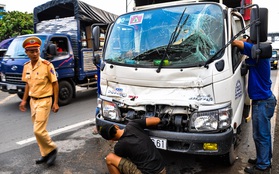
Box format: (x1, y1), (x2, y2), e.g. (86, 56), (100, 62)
(1, 58), (29, 74)
(100, 64), (215, 108)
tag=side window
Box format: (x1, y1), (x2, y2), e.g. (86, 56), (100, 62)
(93, 26), (108, 58)
(99, 27), (107, 50)
(48, 37), (69, 57)
(231, 15), (245, 72)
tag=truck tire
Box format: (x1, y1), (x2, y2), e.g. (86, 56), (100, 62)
(17, 93), (30, 102)
(17, 93), (24, 99)
(221, 143), (237, 166)
(58, 80), (73, 106)
(221, 131), (241, 166)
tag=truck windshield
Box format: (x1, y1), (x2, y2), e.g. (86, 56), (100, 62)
(104, 4), (224, 68)
(4, 36), (47, 59)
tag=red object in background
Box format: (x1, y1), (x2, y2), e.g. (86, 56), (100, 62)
(243, 0), (252, 21)
(57, 47), (63, 52)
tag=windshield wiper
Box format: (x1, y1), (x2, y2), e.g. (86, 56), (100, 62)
(156, 8), (189, 73)
(132, 46), (167, 60)
(204, 19), (257, 68)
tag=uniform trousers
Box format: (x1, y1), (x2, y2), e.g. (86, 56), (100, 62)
(30, 97), (57, 157)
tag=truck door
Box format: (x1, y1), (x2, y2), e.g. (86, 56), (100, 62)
(46, 36), (74, 79)
(47, 37), (70, 58)
(231, 14), (246, 72)
(230, 13), (249, 123)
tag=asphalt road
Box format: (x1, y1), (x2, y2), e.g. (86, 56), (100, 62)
(0, 87), (97, 154)
(0, 70), (278, 173)
(0, 108), (278, 174)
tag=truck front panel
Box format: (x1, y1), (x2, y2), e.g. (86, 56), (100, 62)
(95, 1), (248, 156)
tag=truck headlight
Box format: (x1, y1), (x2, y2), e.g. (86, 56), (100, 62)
(101, 100), (121, 121)
(190, 107), (231, 132)
(0, 72), (6, 82)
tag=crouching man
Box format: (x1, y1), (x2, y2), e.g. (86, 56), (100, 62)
(99, 117), (166, 174)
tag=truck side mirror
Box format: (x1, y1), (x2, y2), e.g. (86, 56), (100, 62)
(93, 54), (101, 66)
(49, 44), (57, 55)
(251, 43), (272, 59)
(92, 26), (100, 51)
(250, 8), (268, 42)
(45, 44), (57, 60)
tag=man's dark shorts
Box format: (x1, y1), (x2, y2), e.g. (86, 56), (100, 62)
(118, 158), (166, 174)
(118, 158), (142, 174)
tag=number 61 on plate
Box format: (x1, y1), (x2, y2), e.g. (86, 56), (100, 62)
(150, 137), (167, 150)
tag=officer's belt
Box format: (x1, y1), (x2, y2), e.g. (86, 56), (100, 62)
(31, 96), (52, 100)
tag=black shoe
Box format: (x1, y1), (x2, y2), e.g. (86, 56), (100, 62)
(35, 156), (48, 164)
(46, 148), (57, 166)
(244, 165), (271, 174)
(248, 158), (257, 165)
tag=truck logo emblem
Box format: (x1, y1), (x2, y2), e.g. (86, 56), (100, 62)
(189, 95), (213, 102)
(115, 88), (123, 92)
(11, 65), (18, 71)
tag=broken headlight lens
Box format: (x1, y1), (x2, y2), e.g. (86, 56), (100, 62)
(101, 100), (121, 121)
(190, 107), (231, 132)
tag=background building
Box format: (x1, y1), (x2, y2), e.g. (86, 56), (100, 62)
(0, 4), (6, 19)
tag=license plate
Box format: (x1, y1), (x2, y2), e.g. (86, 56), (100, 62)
(7, 84), (16, 90)
(151, 137), (167, 150)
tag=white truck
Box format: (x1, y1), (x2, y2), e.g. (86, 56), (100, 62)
(92, 0), (271, 165)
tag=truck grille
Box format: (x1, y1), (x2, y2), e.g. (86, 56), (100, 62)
(5, 73), (25, 85)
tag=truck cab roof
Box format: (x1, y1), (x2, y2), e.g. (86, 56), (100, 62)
(135, 0), (241, 8)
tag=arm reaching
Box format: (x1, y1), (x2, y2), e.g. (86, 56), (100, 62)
(232, 39), (245, 50)
(146, 117), (161, 127)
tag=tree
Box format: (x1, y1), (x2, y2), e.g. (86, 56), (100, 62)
(0, 11), (33, 41)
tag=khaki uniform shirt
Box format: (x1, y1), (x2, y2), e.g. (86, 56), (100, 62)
(22, 58), (57, 98)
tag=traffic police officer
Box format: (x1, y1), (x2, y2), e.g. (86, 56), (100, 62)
(19, 36), (59, 166)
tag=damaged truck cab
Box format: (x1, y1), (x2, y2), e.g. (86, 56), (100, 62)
(92, 0), (270, 165)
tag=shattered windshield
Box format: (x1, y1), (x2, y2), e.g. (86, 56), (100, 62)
(4, 36), (47, 59)
(104, 4), (224, 68)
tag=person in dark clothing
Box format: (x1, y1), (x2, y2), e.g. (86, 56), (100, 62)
(99, 117), (166, 174)
(233, 36), (277, 174)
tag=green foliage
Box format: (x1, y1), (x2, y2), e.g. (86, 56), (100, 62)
(0, 11), (33, 41)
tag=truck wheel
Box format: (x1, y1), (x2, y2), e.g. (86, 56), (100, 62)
(17, 93), (24, 99)
(222, 144), (237, 166)
(58, 81), (73, 106)
(17, 93), (30, 102)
